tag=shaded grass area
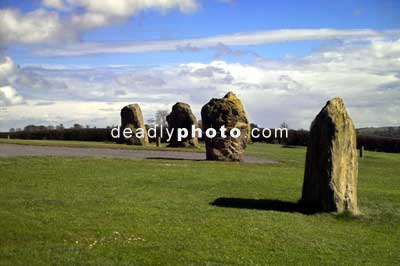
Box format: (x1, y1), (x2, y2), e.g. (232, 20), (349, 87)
(0, 138), (204, 153)
(0, 144), (399, 265)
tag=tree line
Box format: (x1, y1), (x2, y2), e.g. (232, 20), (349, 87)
(1, 122), (399, 153)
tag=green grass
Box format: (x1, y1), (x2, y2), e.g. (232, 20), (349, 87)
(0, 138), (204, 152)
(0, 143), (399, 265)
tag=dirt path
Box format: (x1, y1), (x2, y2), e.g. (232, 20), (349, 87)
(0, 143), (276, 164)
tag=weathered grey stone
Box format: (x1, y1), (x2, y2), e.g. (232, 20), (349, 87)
(201, 92), (250, 162)
(166, 102), (199, 148)
(120, 104), (149, 145)
(301, 97), (359, 214)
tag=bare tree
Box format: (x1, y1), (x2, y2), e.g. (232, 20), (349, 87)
(72, 123), (83, 129)
(250, 123), (259, 129)
(146, 118), (156, 127)
(155, 110), (169, 127)
(280, 122), (289, 129)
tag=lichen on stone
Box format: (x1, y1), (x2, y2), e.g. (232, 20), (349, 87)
(166, 102), (199, 148)
(201, 92), (250, 162)
(120, 104), (149, 146)
(301, 97), (359, 215)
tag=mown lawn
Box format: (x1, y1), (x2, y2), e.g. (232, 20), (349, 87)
(0, 143), (399, 266)
(0, 138), (204, 152)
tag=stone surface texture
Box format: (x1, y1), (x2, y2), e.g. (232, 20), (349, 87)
(301, 97), (359, 215)
(120, 104), (149, 145)
(201, 92), (250, 162)
(166, 102), (199, 147)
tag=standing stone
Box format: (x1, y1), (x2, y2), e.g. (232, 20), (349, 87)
(201, 92), (250, 162)
(120, 104), (149, 145)
(166, 102), (199, 147)
(301, 97), (359, 214)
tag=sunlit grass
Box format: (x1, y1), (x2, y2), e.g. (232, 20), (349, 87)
(0, 138), (204, 152)
(0, 143), (399, 265)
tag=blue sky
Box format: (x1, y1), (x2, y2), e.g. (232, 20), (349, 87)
(0, 0), (399, 130)
(3, 0), (400, 66)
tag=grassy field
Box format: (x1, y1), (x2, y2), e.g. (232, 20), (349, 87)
(0, 143), (399, 265)
(0, 138), (204, 152)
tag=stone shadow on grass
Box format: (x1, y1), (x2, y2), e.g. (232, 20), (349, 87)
(281, 145), (298, 148)
(210, 197), (318, 215)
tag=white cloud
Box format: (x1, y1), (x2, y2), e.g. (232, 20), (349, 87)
(36, 28), (400, 56)
(0, 0), (199, 45)
(42, 0), (66, 10)
(0, 100), (173, 131)
(70, 12), (112, 30)
(0, 56), (24, 107)
(1, 38), (399, 131)
(0, 8), (69, 44)
(67, 0), (198, 17)
(2, 0), (398, 58)
(0, 56), (16, 84)
(67, 0), (198, 30)
(0, 86), (24, 106)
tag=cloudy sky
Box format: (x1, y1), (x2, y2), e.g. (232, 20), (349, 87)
(0, 0), (399, 131)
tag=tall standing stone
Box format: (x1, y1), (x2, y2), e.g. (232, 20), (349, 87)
(201, 92), (250, 162)
(166, 102), (199, 148)
(120, 104), (149, 145)
(301, 97), (359, 214)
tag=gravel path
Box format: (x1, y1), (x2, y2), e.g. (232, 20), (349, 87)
(0, 143), (276, 164)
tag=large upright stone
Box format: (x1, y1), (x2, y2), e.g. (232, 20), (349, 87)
(166, 102), (199, 148)
(201, 92), (250, 162)
(301, 97), (359, 214)
(120, 104), (149, 145)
